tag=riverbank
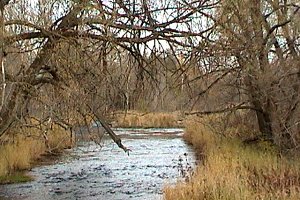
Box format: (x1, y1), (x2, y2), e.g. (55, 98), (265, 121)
(0, 125), (74, 184)
(111, 111), (184, 128)
(0, 111), (183, 184)
(164, 116), (300, 200)
(0, 128), (196, 200)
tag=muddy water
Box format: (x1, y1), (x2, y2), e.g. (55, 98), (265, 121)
(0, 128), (196, 200)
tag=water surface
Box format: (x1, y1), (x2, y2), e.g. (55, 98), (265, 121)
(0, 128), (196, 200)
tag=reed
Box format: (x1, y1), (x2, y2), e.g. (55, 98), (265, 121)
(0, 125), (74, 183)
(164, 116), (300, 200)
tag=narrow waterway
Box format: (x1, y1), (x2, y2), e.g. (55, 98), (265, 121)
(0, 128), (196, 200)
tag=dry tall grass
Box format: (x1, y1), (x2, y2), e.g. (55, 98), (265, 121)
(164, 116), (300, 200)
(0, 125), (74, 179)
(113, 111), (183, 128)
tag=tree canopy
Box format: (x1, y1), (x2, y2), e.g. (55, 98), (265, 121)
(0, 0), (299, 149)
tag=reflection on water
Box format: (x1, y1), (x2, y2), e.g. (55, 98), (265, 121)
(0, 128), (196, 200)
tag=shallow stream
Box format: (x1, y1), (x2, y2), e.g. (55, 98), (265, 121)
(0, 128), (196, 200)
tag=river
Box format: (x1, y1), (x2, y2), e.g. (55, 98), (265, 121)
(0, 128), (196, 200)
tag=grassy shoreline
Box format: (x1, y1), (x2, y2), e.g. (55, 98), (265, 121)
(0, 110), (180, 184)
(0, 125), (74, 185)
(112, 111), (185, 128)
(164, 117), (300, 200)
(0, 172), (34, 185)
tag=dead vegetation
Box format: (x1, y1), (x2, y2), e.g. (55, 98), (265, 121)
(112, 111), (184, 128)
(164, 115), (300, 200)
(0, 125), (73, 181)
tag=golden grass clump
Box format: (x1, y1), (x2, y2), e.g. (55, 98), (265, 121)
(46, 126), (74, 151)
(114, 111), (183, 128)
(0, 125), (74, 181)
(164, 116), (300, 200)
(0, 138), (45, 173)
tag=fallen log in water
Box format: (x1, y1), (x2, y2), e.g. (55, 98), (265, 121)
(93, 113), (131, 155)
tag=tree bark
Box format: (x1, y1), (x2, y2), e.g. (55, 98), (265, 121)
(237, 51), (274, 141)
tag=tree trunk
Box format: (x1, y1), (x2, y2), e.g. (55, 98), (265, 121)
(244, 71), (274, 141)
(0, 4), (83, 137)
(255, 107), (273, 141)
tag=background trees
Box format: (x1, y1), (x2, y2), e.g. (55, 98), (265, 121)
(190, 0), (300, 148)
(0, 0), (213, 140)
(0, 0), (299, 150)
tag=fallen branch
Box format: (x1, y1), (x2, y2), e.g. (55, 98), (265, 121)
(92, 111), (131, 155)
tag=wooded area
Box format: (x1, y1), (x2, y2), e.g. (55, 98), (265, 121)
(0, 0), (299, 150)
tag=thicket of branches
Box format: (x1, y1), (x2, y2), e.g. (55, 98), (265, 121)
(0, 0), (299, 150)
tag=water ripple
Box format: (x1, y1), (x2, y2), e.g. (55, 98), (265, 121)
(0, 128), (196, 200)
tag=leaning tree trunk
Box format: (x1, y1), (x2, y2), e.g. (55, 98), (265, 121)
(0, 4), (83, 137)
(0, 2), (130, 153)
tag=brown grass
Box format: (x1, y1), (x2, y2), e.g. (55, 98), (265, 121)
(164, 116), (300, 200)
(0, 125), (74, 181)
(113, 111), (183, 128)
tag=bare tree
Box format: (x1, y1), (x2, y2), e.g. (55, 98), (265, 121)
(187, 0), (300, 148)
(0, 0), (215, 151)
